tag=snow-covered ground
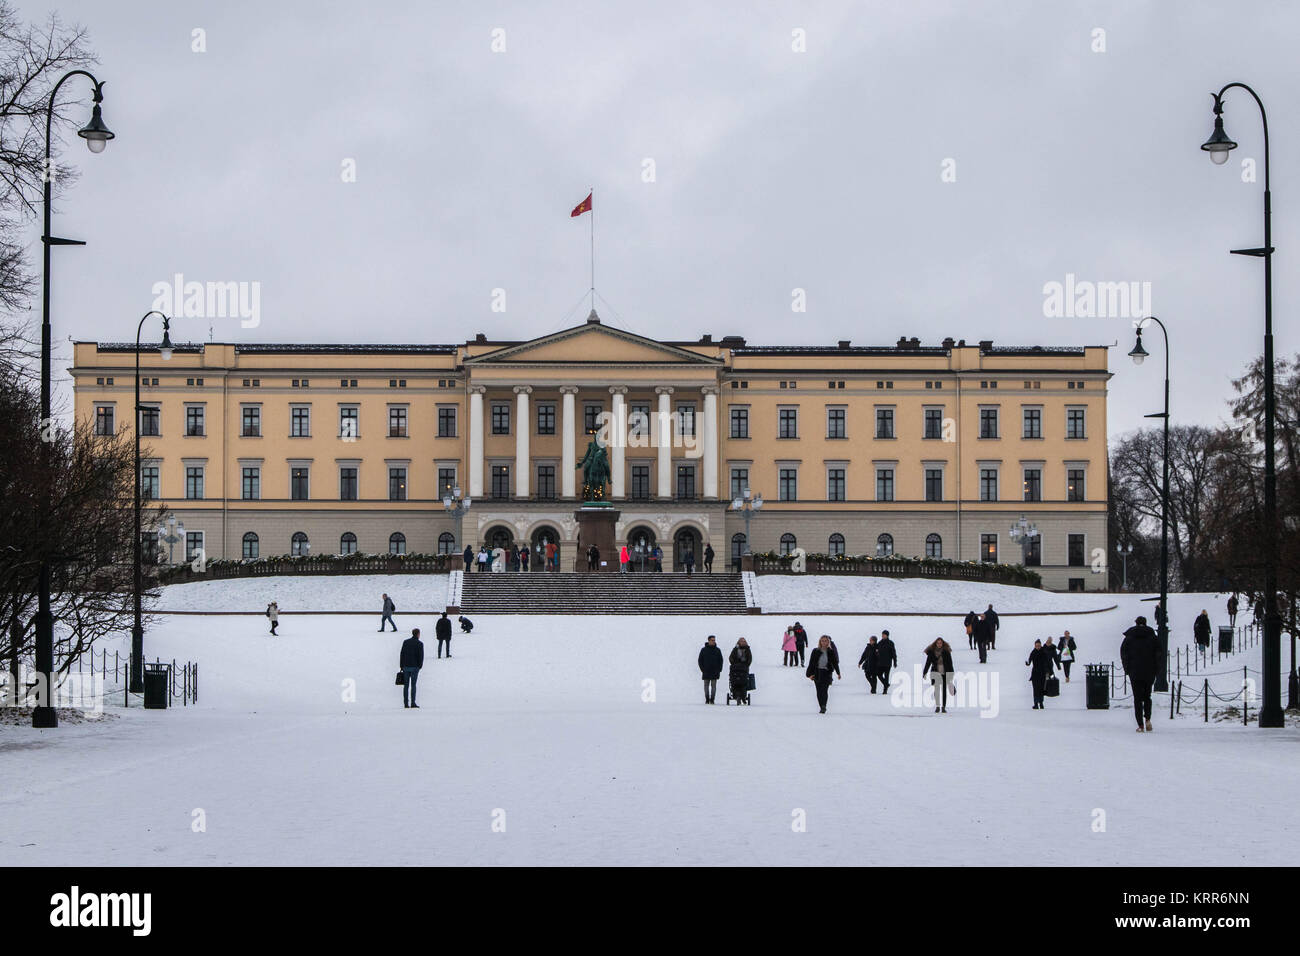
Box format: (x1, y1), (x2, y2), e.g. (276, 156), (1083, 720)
(1, 578), (1294, 866)
(751, 574), (1115, 614)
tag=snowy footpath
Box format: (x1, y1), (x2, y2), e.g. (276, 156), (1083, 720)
(1, 578), (1295, 866)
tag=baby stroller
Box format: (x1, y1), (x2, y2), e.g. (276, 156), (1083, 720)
(726, 669), (755, 705)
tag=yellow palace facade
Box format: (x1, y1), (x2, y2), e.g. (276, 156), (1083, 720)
(72, 313), (1112, 590)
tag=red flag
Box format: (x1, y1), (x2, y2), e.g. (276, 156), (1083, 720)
(570, 192), (592, 217)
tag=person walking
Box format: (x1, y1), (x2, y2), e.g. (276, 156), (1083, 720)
(922, 638), (955, 713)
(858, 636), (883, 693)
(781, 627), (798, 666)
(619, 544), (629, 573)
(793, 622), (809, 666)
(588, 545), (598, 571)
(1121, 615), (1161, 733)
(1026, 639), (1058, 710)
(806, 635), (841, 713)
(728, 638), (753, 703)
(545, 540), (558, 572)
(379, 593), (397, 632)
(684, 548), (695, 577)
(964, 610), (978, 649)
(477, 547), (489, 573)
(1227, 593), (1238, 628)
(520, 546), (529, 572)
(266, 600), (279, 636)
(698, 635), (723, 704)
(703, 543), (715, 574)
(652, 545), (663, 572)
(1058, 630), (1078, 682)
(876, 630), (897, 690)
(399, 628), (424, 708)
(463, 544), (474, 571)
(1194, 609), (1212, 649)
(435, 611), (453, 660)
(973, 612), (994, 664)
(985, 605), (1000, 649)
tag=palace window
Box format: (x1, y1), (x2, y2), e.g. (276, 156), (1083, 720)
(438, 532), (456, 555)
(876, 467), (894, 502)
(730, 467), (749, 500)
(980, 534), (998, 563)
(1023, 468), (1042, 502)
(1066, 407), (1086, 439)
(94, 405), (114, 435)
(388, 467), (407, 501)
(242, 532), (259, 559)
(438, 467), (457, 496)
(778, 468), (798, 501)
(388, 406), (408, 438)
(676, 464), (696, 500)
(290, 406), (311, 437)
(490, 465), (510, 499)
(536, 403), (555, 435)
(339, 406), (358, 439)
(827, 407), (846, 439)
(1067, 468), (1086, 502)
(185, 405), (205, 437)
(980, 468), (998, 502)
(630, 465), (650, 500)
(1068, 533), (1087, 567)
(291, 532), (309, 556)
(140, 464), (159, 501)
(924, 407), (943, 439)
(389, 532), (406, 556)
(185, 466), (204, 500)
(438, 407), (457, 438)
(241, 466), (260, 501)
(828, 533), (846, 557)
(730, 407), (749, 439)
(778, 407), (798, 439)
(291, 467), (310, 501)
(536, 465), (556, 500)
(340, 532), (358, 556)
(876, 533), (894, 556)
(139, 406), (160, 437)
(979, 407), (999, 439)
(340, 467), (358, 501)
(242, 405), (261, 437)
(491, 404), (510, 435)
(925, 468), (943, 502)
(827, 467), (846, 502)
(779, 533), (797, 556)
(926, 533), (942, 558)
(875, 407), (895, 439)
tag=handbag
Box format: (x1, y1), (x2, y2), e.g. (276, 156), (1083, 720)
(395, 671), (406, 686)
(1044, 675), (1060, 698)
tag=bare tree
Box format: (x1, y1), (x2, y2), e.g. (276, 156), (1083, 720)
(0, 1), (96, 317)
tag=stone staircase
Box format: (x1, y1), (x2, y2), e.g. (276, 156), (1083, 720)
(458, 571), (753, 615)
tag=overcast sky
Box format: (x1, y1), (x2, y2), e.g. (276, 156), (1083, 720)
(20, 0), (1298, 438)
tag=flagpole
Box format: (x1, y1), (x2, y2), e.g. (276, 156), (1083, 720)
(589, 185), (595, 313)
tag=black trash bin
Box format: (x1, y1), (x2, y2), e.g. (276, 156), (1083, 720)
(143, 663), (170, 710)
(1218, 626), (1234, 655)
(1085, 663), (1110, 710)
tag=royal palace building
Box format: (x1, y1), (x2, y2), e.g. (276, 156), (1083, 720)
(72, 313), (1112, 590)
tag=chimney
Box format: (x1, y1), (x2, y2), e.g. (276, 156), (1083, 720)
(909, 336), (921, 348)
(837, 339), (851, 349)
(700, 333), (713, 344)
(942, 336), (955, 349)
(896, 336), (909, 348)
(979, 339), (993, 351)
(474, 333), (487, 344)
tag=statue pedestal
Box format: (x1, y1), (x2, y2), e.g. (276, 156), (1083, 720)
(574, 505), (620, 572)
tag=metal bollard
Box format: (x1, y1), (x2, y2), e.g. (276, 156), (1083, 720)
(1204, 678), (1209, 723)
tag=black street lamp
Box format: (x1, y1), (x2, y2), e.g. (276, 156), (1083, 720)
(442, 486), (471, 562)
(1129, 316), (1171, 693)
(1201, 83), (1284, 728)
(132, 312), (173, 693)
(730, 488), (763, 564)
(32, 71), (114, 730)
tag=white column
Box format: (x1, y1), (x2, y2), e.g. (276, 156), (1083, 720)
(609, 386), (627, 499)
(560, 386), (578, 498)
(656, 386), (673, 499)
(514, 386), (532, 497)
(701, 385), (719, 499)
(468, 386), (485, 498)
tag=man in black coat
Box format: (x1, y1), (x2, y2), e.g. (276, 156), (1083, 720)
(974, 613), (995, 664)
(1121, 615), (1161, 732)
(435, 611), (453, 659)
(1227, 593), (1238, 627)
(458, 615), (473, 634)
(1193, 610), (1212, 648)
(876, 630), (898, 690)
(1025, 639), (1058, 710)
(806, 636), (841, 713)
(858, 637), (882, 693)
(380, 593), (397, 632)
(985, 604), (1000, 649)
(703, 543), (715, 573)
(964, 610), (979, 649)
(698, 635), (723, 704)
(463, 544), (474, 572)
(399, 628), (424, 708)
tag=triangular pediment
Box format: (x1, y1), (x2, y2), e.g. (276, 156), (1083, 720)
(466, 322), (720, 367)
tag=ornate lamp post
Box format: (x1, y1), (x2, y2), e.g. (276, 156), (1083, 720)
(1200, 83), (1283, 728)
(32, 71), (115, 729)
(442, 486), (471, 562)
(1008, 515), (1040, 566)
(1128, 317), (1171, 692)
(730, 487), (763, 566)
(131, 312), (173, 692)
(1116, 541), (1134, 591)
(157, 516), (185, 565)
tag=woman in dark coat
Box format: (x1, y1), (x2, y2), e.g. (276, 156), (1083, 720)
(1025, 639), (1059, 709)
(728, 638), (753, 702)
(921, 638), (955, 713)
(858, 636), (882, 693)
(698, 635), (723, 704)
(806, 635), (841, 713)
(1193, 610), (1212, 648)
(964, 610), (979, 649)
